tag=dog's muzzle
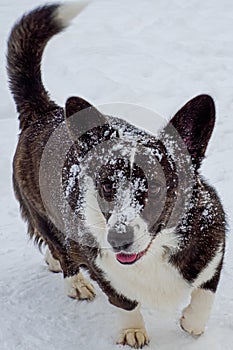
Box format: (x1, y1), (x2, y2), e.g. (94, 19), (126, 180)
(107, 225), (134, 252)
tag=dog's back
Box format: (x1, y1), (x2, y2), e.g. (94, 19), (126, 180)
(7, 3), (88, 245)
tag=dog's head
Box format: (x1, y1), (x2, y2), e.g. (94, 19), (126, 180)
(63, 95), (215, 264)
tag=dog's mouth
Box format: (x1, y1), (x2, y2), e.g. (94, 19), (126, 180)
(116, 251), (145, 264)
(115, 242), (151, 265)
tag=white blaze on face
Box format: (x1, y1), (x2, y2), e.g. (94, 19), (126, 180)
(106, 149), (150, 252)
(83, 176), (108, 248)
(130, 145), (137, 169)
(81, 140), (153, 253)
(82, 169), (150, 253)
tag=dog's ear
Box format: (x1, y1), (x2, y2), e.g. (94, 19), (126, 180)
(65, 96), (93, 118)
(65, 96), (106, 141)
(164, 94), (215, 167)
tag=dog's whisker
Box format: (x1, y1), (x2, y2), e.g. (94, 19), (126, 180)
(85, 222), (106, 228)
(85, 226), (105, 231)
(84, 205), (101, 213)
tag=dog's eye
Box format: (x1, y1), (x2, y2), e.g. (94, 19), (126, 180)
(149, 183), (161, 195)
(102, 182), (113, 193)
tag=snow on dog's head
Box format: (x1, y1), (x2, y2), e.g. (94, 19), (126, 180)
(40, 95), (215, 263)
(80, 137), (169, 263)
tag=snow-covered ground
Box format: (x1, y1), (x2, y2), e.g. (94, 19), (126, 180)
(0, 0), (233, 349)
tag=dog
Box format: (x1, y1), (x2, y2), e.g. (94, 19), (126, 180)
(7, 2), (226, 348)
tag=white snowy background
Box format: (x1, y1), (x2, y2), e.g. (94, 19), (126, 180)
(0, 0), (233, 349)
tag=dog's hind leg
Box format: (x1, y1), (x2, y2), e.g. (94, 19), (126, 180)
(44, 241), (96, 300)
(45, 247), (62, 273)
(116, 304), (149, 348)
(64, 273), (96, 301)
(44, 241), (95, 300)
(30, 211), (96, 301)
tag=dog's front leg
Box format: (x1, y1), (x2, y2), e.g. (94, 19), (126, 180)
(45, 248), (95, 301)
(180, 288), (215, 336)
(64, 273), (96, 301)
(116, 303), (149, 348)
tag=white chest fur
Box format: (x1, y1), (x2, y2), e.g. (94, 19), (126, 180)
(84, 181), (191, 309)
(96, 239), (191, 311)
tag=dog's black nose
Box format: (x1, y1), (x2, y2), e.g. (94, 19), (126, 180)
(107, 226), (134, 252)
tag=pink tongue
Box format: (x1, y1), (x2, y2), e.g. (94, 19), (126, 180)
(116, 253), (138, 264)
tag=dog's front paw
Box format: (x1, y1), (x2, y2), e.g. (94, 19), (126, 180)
(180, 305), (205, 336)
(117, 328), (149, 348)
(65, 273), (96, 301)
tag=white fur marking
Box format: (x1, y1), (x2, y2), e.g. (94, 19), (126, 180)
(117, 304), (149, 347)
(130, 146), (136, 169)
(84, 177), (107, 242)
(64, 273), (96, 300)
(45, 248), (62, 273)
(56, 1), (90, 27)
(193, 244), (223, 288)
(117, 304), (145, 330)
(180, 288), (215, 336)
(96, 229), (191, 310)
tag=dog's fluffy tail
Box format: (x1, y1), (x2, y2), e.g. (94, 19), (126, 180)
(7, 2), (89, 129)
